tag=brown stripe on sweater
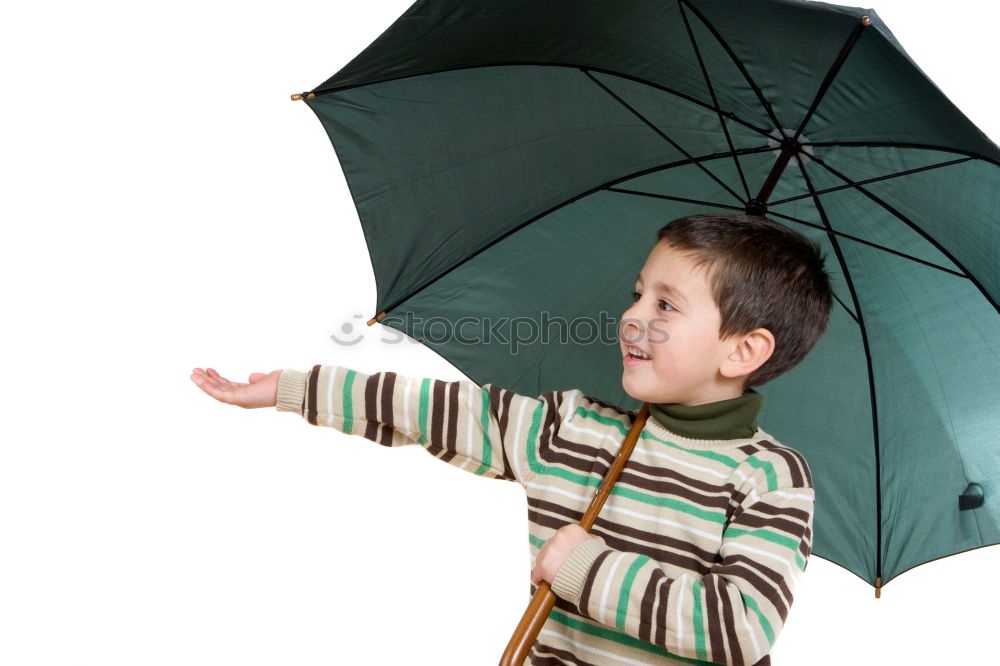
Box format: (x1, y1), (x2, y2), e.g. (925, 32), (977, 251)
(497, 386), (514, 435)
(653, 571), (670, 649)
(780, 445), (813, 487)
(534, 392), (563, 467)
(753, 440), (806, 488)
(549, 431), (616, 472)
(585, 394), (633, 416)
(579, 549), (614, 614)
(531, 641), (599, 666)
(527, 497), (585, 524)
(363, 373), (381, 444)
(799, 525), (813, 559)
(439, 381), (460, 464)
(745, 500), (812, 525)
(375, 374), (394, 446)
(380, 372), (397, 429)
(715, 575), (744, 666)
(724, 554), (791, 597)
(710, 563), (789, 620)
(638, 567), (666, 644)
(704, 571), (727, 665)
(528, 508), (572, 534)
(737, 510), (810, 536)
(428, 380), (446, 453)
(489, 385), (515, 480)
(306, 365), (320, 425)
(553, 595), (592, 625)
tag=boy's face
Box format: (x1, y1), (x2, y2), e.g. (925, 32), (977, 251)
(619, 240), (740, 406)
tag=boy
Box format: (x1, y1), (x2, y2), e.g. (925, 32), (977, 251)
(191, 213), (832, 665)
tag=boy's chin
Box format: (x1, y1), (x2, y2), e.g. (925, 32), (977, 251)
(621, 379), (667, 405)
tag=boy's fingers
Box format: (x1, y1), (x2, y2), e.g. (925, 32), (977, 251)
(191, 372), (238, 404)
(206, 368), (231, 383)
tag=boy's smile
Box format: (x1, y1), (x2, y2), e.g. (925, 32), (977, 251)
(619, 240), (745, 407)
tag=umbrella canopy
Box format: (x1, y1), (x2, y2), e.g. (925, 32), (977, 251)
(293, 0), (1000, 591)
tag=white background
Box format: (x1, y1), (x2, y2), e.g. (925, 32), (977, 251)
(2, 1), (998, 664)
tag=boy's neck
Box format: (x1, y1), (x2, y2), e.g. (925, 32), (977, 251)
(649, 389), (763, 440)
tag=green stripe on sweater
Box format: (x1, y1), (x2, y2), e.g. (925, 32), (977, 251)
(691, 579), (706, 660)
(342, 370), (356, 433)
(616, 556), (650, 630)
(742, 593), (775, 646)
(746, 456), (779, 491)
(417, 378), (430, 445)
(724, 526), (805, 563)
(474, 388), (492, 475)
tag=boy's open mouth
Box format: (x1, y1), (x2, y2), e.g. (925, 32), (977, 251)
(624, 345), (652, 364)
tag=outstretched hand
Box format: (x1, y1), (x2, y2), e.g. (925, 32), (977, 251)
(190, 367), (282, 409)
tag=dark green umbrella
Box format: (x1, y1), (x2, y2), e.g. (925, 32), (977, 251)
(291, 0), (999, 595)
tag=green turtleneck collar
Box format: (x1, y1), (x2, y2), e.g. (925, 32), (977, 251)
(648, 389), (764, 440)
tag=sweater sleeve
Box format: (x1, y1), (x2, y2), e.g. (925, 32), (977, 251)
(275, 364), (569, 485)
(550, 480), (814, 665)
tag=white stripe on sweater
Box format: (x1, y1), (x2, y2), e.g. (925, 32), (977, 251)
(326, 368), (335, 429)
(598, 552), (629, 625)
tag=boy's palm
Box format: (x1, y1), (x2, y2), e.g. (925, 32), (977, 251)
(190, 367), (281, 409)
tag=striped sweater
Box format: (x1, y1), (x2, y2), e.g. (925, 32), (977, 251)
(276, 365), (814, 666)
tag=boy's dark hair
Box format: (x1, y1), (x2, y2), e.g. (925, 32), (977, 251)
(657, 214), (833, 388)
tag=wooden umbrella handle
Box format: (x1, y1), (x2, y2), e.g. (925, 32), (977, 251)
(498, 402), (650, 666)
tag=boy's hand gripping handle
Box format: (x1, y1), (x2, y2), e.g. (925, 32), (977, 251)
(498, 403), (651, 666)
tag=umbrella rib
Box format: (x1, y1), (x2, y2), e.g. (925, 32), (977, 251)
(581, 69), (745, 205)
(370, 147), (772, 320)
(677, 0), (751, 201)
(764, 210), (966, 278)
(807, 141), (1000, 169)
(769, 157), (973, 206)
(829, 292), (860, 325)
(605, 188), (745, 212)
(794, 157), (884, 588)
(676, 0), (783, 132)
(311, 63), (776, 141)
(808, 155), (1000, 314)
(789, 20), (867, 146)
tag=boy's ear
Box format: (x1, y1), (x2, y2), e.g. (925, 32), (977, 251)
(720, 328), (775, 380)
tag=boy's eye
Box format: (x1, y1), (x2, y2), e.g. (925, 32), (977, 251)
(632, 290), (675, 312)
(630, 290), (641, 303)
(659, 300), (675, 312)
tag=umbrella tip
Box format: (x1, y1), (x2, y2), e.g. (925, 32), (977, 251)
(290, 92), (316, 102)
(861, 15), (871, 26)
(367, 311), (387, 326)
(875, 576), (882, 598)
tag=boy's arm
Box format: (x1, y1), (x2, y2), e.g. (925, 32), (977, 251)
(276, 365), (564, 485)
(547, 480), (814, 666)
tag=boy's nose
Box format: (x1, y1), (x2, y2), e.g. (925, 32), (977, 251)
(618, 316), (645, 345)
